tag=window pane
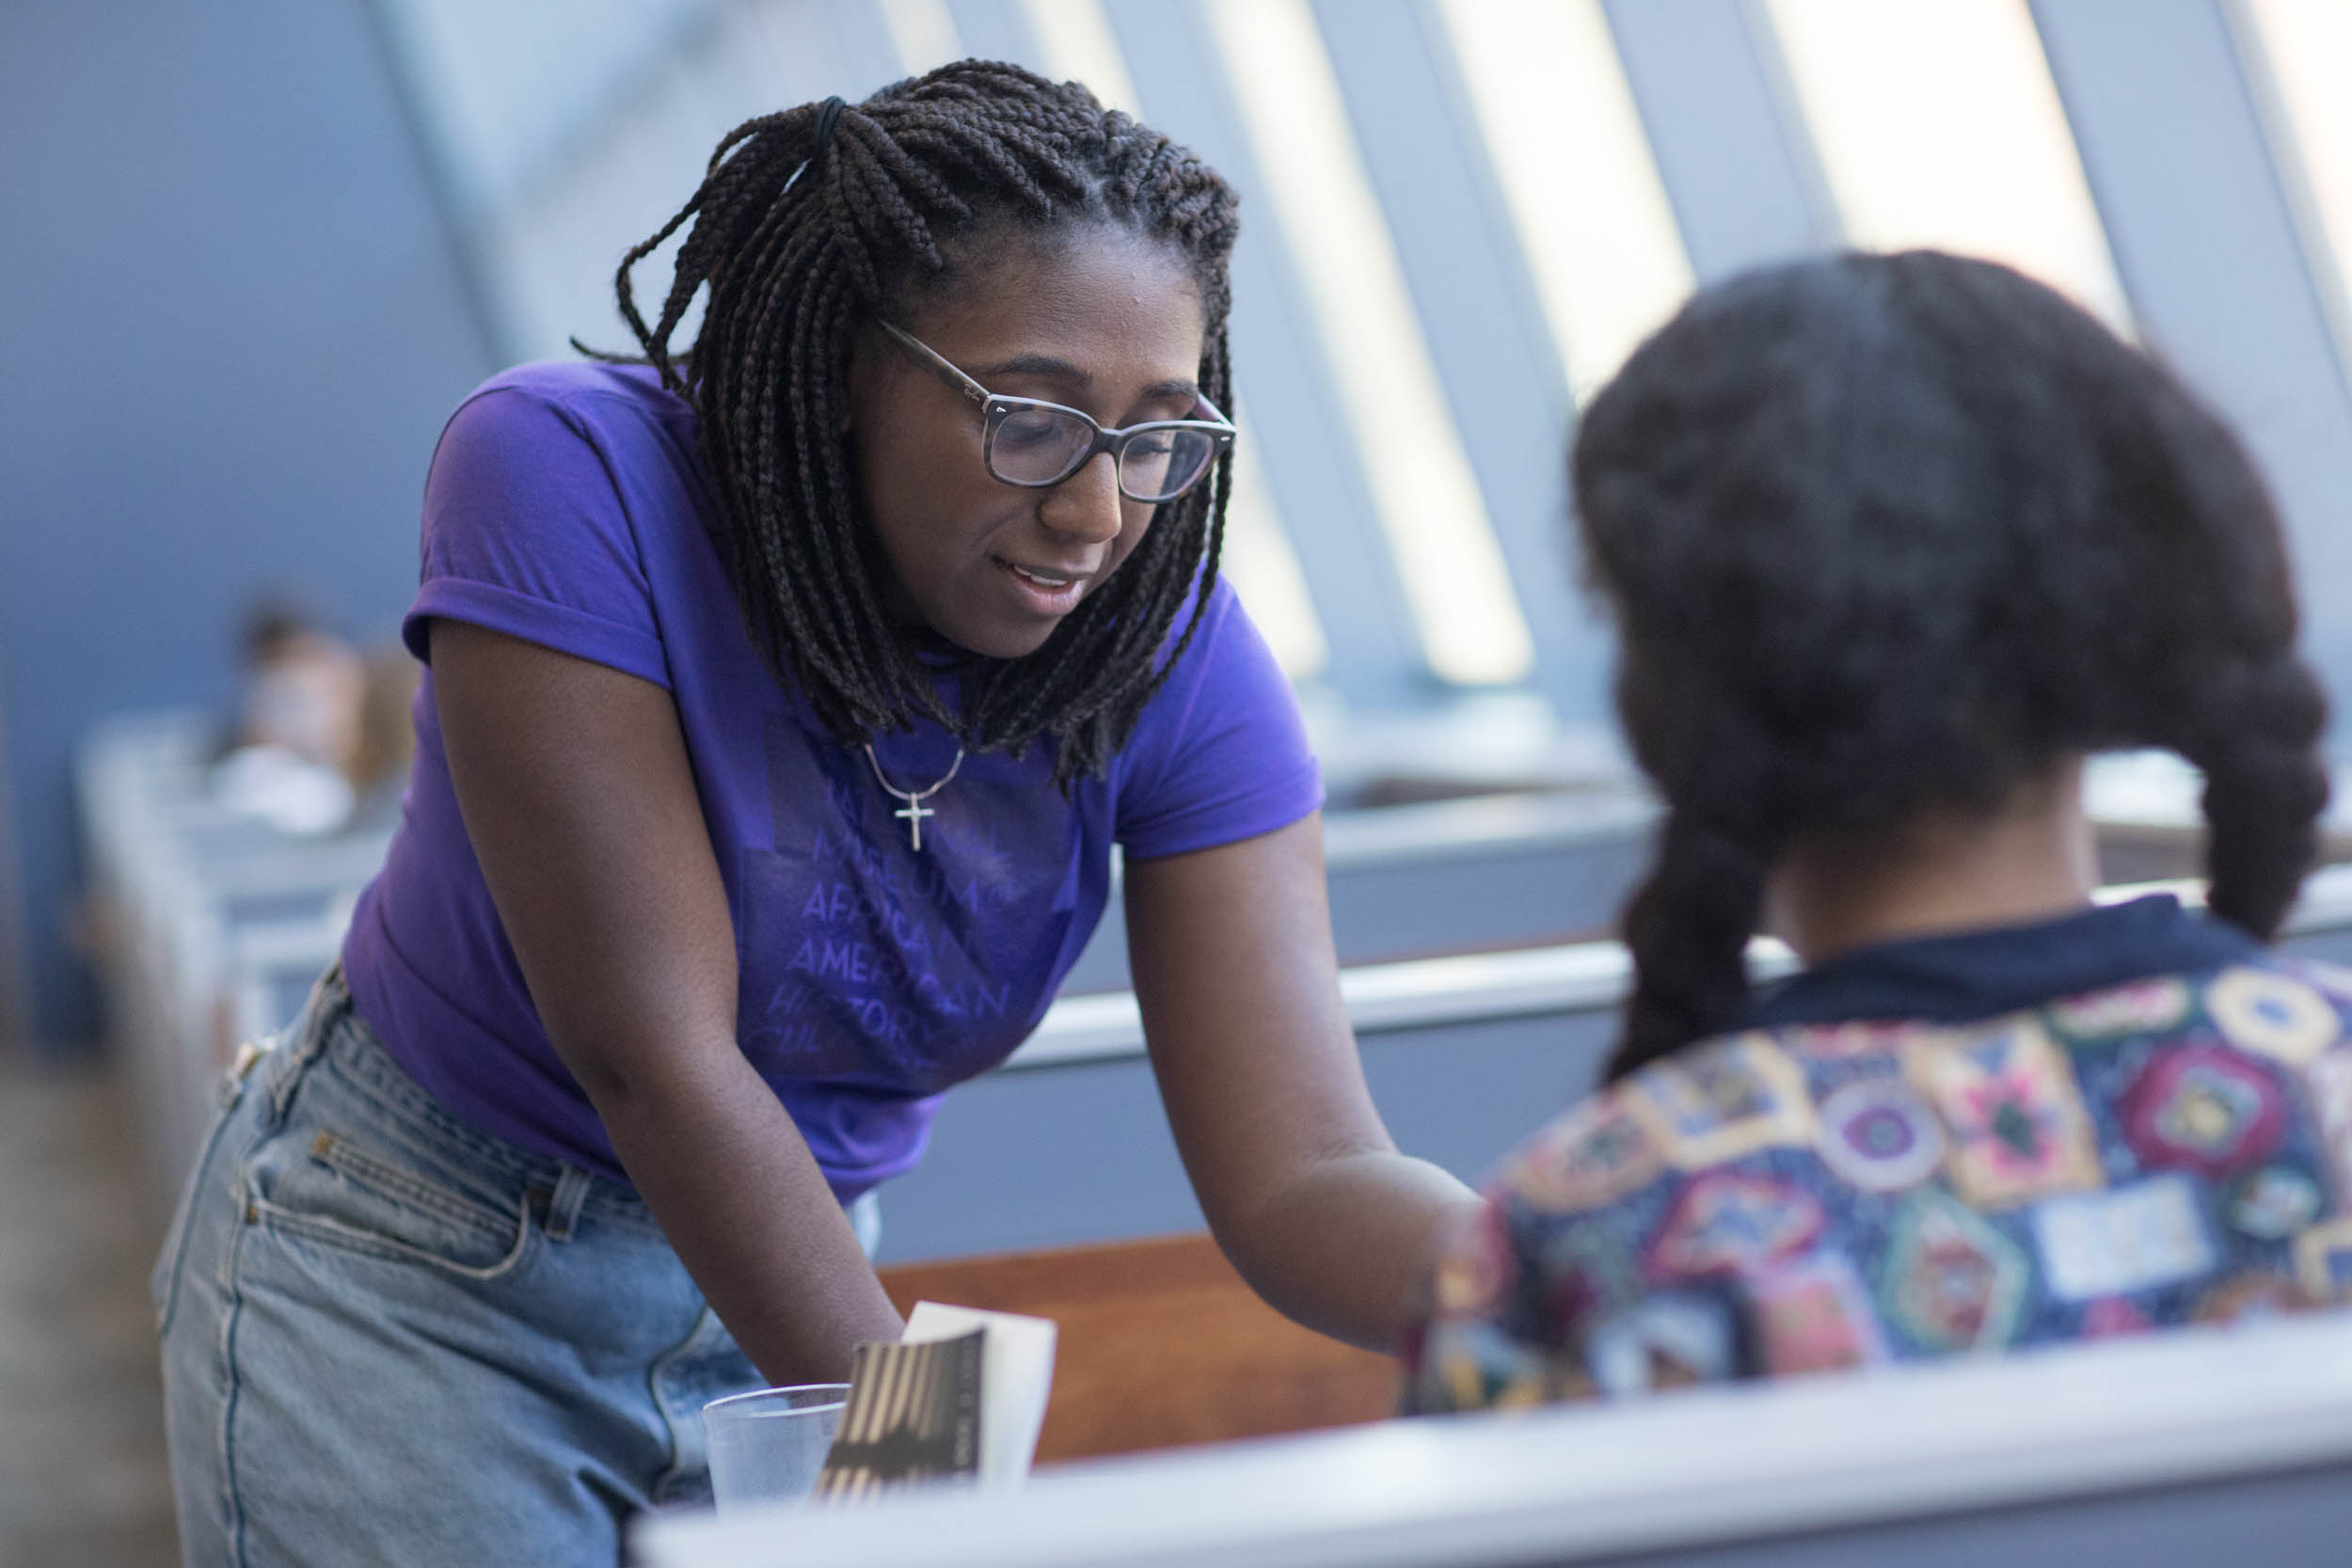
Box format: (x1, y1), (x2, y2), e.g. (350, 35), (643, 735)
(1764, 0), (2132, 330)
(1205, 0), (1534, 685)
(880, 0), (961, 76)
(2236, 0), (2352, 377)
(1023, 0), (1144, 119)
(1223, 425), (1330, 678)
(1436, 0), (1695, 402)
(374, 0), (713, 221)
(1024, 0), (1324, 675)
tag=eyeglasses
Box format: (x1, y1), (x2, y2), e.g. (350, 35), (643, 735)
(878, 320), (1236, 504)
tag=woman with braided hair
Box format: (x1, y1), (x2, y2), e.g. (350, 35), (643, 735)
(1407, 250), (2351, 1412)
(155, 62), (1477, 1564)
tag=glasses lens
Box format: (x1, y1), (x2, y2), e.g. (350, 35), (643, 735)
(1119, 428), (1220, 502)
(989, 404), (1096, 484)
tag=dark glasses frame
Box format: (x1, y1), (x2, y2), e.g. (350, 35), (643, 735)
(877, 319), (1236, 502)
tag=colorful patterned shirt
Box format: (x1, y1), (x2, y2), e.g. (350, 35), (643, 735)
(1404, 900), (2352, 1411)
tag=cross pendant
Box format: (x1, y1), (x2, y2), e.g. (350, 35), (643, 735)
(895, 799), (935, 851)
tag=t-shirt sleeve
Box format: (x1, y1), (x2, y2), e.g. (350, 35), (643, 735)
(1113, 578), (1324, 859)
(401, 383), (671, 689)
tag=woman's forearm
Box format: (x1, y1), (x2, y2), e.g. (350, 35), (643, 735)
(432, 625), (901, 1382)
(1122, 821), (1485, 1354)
(593, 1049), (905, 1385)
(1218, 1148), (1481, 1354)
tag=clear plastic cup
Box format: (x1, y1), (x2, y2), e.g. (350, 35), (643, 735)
(702, 1384), (850, 1512)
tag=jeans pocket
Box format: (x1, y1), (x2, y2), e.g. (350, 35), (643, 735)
(250, 1126), (534, 1280)
(651, 1308), (763, 1506)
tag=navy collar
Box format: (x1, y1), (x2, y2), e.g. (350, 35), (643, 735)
(1740, 894), (2261, 1030)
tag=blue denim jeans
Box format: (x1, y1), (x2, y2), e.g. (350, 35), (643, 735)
(153, 967), (875, 1567)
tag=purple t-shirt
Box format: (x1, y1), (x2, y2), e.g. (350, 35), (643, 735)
(341, 361), (1323, 1198)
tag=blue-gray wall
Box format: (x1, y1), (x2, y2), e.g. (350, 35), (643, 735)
(0, 0), (496, 1047)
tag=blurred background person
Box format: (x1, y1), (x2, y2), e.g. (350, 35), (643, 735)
(208, 601), (367, 835)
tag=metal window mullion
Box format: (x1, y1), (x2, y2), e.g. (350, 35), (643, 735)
(1599, 0), (1836, 284)
(942, 0), (1046, 71)
(1104, 0), (1430, 705)
(822, 0), (928, 88)
(2030, 0), (2352, 741)
(1314, 0), (1608, 724)
(359, 0), (524, 362)
(2233, 0), (2352, 391)
(742, 0), (865, 103)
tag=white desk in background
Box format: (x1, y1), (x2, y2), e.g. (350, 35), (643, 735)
(881, 867), (2352, 1260)
(635, 1311), (2352, 1568)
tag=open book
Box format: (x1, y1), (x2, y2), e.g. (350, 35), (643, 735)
(810, 1303), (1057, 1500)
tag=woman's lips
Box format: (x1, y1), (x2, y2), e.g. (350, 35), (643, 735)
(994, 556), (1089, 615)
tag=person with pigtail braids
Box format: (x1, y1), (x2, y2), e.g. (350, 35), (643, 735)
(1407, 249), (2352, 1414)
(155, 63), (1477, 1564)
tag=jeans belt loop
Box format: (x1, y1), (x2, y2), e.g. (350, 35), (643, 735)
(219, 1037), (272, 1107)
(262, 967), (342, 1127)
(544, 1165), (595, 1244)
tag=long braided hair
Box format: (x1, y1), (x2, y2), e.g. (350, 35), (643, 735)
(607, 61), (1240, 782)
(1575, 250), (2329, 1081)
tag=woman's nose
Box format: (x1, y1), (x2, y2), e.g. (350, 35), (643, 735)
(1038, 451), (1126, 544)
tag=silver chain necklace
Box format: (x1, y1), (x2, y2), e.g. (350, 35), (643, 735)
(863, 743), (964, 851)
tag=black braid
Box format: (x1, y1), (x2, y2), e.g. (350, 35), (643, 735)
(601, 62), (1241, 782)
(1576, 250), (2329, 1081)
(2191, 658), (2329, 938)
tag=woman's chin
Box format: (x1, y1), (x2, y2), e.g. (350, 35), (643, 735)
(915, 594), (1072, 662)
(919, 617), (1057, 663)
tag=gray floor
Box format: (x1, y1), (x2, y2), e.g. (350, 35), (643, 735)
(0, 1054), (180, 1567)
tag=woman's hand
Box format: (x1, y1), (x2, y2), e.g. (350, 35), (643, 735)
(1125, 816), (1482, 1353)
(431, 620), (903, 1382)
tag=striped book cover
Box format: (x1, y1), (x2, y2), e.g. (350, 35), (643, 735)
(810, 1327), (985, 1500)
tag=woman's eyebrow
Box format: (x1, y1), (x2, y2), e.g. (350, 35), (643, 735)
(972, 352), (1090, 383)
(971, 354), (1200, 403)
